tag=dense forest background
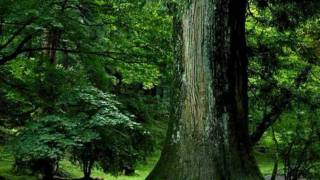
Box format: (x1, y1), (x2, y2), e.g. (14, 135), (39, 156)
(0, 0), (319, 180)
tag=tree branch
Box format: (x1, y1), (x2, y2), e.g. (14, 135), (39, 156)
(250, 65), (312, 146)
(0, 34), (33, 65)
(22, 47), (145, 58)
(0, 19), (34, 50)
(20, 47), (151, 64)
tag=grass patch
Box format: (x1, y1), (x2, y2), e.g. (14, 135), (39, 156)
(256, 151), (284, 176)
(59, 151), (161, 180)
(0, 145), (160, 180)
(0, 147), (36, 180)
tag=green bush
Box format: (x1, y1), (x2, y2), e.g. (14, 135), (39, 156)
(8, 86), (152, 179)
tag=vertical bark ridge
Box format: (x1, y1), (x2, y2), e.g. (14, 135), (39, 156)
(147, 0), (263, 179)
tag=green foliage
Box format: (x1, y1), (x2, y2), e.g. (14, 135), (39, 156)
(247, 1), (320, 133)
(8, 85), (152, 177)
(9, 115), (75, 162)
(118, 63), (161, 89)
(248, 2), (320, 178)
(274, 108), (320, 179)
(0, 0), (172, 176)
(60, 86), (152, 175)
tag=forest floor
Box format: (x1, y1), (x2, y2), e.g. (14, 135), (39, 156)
(0, 146), (281, 180)
(0, 146), (159, 180)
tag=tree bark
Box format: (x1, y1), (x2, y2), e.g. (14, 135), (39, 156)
(147, 0), (263, 179)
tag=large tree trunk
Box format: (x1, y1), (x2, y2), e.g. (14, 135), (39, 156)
(147, 0), (263, 179)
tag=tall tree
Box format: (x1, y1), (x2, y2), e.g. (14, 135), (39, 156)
(147, 0), (263, 179)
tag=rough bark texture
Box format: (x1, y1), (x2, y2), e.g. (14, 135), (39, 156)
(147, 0), (263, 179)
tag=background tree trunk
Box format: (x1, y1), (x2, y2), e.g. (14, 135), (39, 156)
(271, 127), (279, 180)
(147, 0), (263, 179)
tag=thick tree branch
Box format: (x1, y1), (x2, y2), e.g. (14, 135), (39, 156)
(1, 43), (151, 65)
(0, 19), (34, 50)
(22, 47), (122, 56)
(250, 65), (312, 146)
(0, 35), (33, 65)
(22, 47), (143, 57)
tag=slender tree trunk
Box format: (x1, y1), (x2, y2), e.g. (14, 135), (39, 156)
(271, 127), (279, 180)
(47, 29), (60, 64)
(0, 16), (3, 36)
(83, 159), (92, 180)
(147, 0), (263, 179)
(42, 159), (56, 180)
